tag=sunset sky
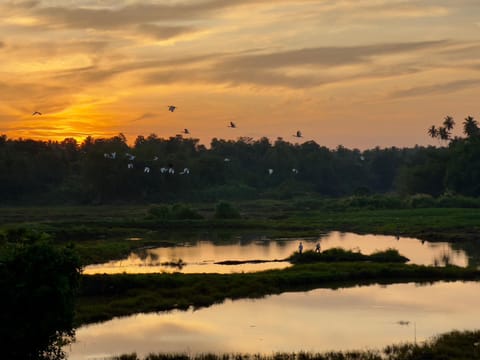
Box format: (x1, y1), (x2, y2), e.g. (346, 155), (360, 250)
(1, 0), (479, 149)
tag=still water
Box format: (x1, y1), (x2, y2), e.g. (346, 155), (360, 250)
(67, 281), (480, 359)
(83, 231), (468, 274)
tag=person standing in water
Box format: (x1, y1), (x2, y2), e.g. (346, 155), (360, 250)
(298, 241), (304, 254)
(315, 242), (321, 253)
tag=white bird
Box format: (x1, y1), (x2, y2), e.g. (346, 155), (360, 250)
(127, 163), (134, 169)
(153, 156), (159, 161)
(168, 105), (176, 112)
(111, 152), (116, 159)
(168, 167), (175, 174)
(228, 121), (236, 128)
(360, 155), (365, 161)
(160, 167), (168, 174)
(32, 111), (42, 116)
(144, 166), (150, 173)
(125, 153), (136, 161)
(293, 130), (303, 138)
(292, 168), (299, 174)
(104, 153), (110, 159)
(224, 158), (231, 162)
(268, 168), (274, 175)
(180, 168), (190, 175)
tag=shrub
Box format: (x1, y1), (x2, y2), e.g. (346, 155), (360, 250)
(214, 201), (241, 219)
(408, 194), (436, 208)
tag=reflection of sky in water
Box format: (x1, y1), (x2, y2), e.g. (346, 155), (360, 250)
(83, 231), (469, 275)
(67, 281), (480, 359)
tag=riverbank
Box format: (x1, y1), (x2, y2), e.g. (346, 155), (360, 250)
(105, 329), (480, 360)
(1, 202), (480, 265)
(76, 261), (480, 325)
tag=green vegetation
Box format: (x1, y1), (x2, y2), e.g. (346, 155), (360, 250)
(76, 262), (480, 325)
(288, 248), (409, 264)
(0, 230), (82, 360)
(110, 329), (480, 360)
(1, 117), (480, 205)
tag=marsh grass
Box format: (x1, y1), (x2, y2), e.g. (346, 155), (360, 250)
(76, 262), (480, 325)
(108, 330), (480, 360)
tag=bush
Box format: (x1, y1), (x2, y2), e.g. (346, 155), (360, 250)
(408, 194), (436, 208)
(214, 201), (241, 219)
(148, 204), (204, 220)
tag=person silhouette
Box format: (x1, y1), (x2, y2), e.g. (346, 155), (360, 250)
(315, 242), (321, 253)
(298, 241), (303, 254)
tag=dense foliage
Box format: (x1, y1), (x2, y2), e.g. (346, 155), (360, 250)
(1, 126), (478, 204)
(0, 229), (82, 360)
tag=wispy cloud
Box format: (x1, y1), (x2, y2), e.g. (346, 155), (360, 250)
(390, 79), (480, 98)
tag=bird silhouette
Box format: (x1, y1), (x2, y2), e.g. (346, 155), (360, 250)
(32, 111), (42, 116)
(293, 130), (303, 138)
(168, 105), (176, 112)
(182, 128), (190, 135)
(228, 121), (236, 128)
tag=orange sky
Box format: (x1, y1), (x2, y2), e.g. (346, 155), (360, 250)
(1, 0), (479, 149)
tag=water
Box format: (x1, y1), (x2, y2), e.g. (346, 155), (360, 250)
(67, 281), (480, 359)
(83, 231), (469, 274)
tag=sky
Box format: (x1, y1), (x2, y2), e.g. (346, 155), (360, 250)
(1, 0), (479, 149)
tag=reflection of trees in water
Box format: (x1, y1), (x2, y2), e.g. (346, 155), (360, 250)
(449, 241), (480, 268)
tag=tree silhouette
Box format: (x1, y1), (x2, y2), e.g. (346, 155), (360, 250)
(463, 116), (479, 138)
(427, 125), (439, 139)
(443, 115), (455, 131)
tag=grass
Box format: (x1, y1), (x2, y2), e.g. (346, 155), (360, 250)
(2, 203), (480, 266)
(109, 329), (480, 360)
(76, 261), (480, 325)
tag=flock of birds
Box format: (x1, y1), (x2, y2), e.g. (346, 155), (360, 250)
(32, 105), (307, 177)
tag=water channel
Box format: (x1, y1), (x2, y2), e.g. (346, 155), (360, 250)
(84, 231), (469, 274)
(68, 281), (480, 359)
(72, 232), (477, 359)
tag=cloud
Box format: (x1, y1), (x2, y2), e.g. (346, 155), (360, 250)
(390, 79), (480, 98)
(135, 24), (197, 41)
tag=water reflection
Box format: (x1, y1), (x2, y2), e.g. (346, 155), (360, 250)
(67, 281), (480, 359)
(83, 232), (469, 275)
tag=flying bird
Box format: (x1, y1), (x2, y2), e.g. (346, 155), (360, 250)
(228, 121), (236, 128)
(168, 105), (177, 112)
(32, 111), (42, 116)
(293, 130), (303, 138)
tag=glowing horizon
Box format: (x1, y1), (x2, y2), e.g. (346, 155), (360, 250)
(1, 1), (479, 149)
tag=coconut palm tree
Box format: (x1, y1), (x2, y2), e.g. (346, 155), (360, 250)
(427, 125), (439, 139)
(438, 126), (450, 141)
(443, 115), (455, 131)
(463, 116), (479, 138)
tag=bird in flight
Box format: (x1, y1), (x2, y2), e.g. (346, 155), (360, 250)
(168, 105), (176, 112)
(32, 111), (42, 116)
(293, 130), (303, 138)
(228, 121), (236, 128)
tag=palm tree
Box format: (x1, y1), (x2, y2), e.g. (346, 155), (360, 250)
(427, 125), (439, 139)
(443, 115), (455, 131)
(438, 126), (450, 141)
(463, 116), (479, 138)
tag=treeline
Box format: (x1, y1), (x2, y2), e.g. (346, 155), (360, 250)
(0, 124), (478, 204)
